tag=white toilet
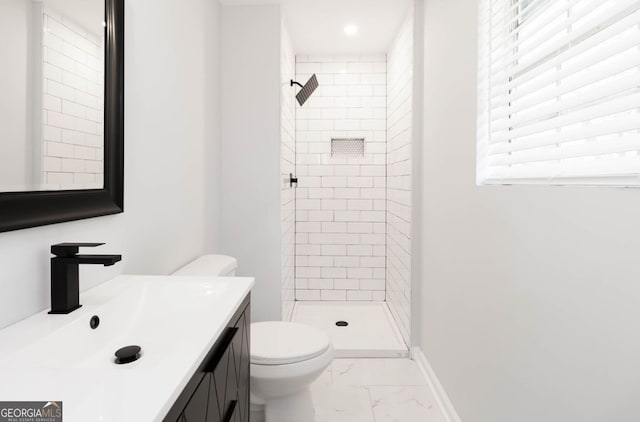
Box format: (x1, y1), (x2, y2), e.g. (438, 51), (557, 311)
(173, 255), (334, 422)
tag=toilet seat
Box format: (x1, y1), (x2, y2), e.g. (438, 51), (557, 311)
(251, 321), (331, 365)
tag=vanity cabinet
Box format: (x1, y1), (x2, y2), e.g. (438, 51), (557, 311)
(165, 295), (250, 422)
(180, 376), (210, 421)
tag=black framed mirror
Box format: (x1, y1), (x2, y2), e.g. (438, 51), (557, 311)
(0, 0), (123, 233)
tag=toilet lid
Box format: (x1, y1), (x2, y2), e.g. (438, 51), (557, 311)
(250, 322), (331, 365)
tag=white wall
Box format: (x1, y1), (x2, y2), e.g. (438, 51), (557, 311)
(294, 55), (387, 302)
(387, 10), (414, 346)
(220, 5), (283, 322)
(281, 21), (296, 321)
(0, 0), (33, 191)
(420, 1), (640, 421)
(0, 0), (220, 329)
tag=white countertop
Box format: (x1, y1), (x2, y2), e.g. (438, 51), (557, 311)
(0, 275), (253, 422)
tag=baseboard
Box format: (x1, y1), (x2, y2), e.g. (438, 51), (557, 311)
(412, 347), (462, 422)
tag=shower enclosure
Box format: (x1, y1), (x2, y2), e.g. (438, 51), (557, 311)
(280, 11), (415, 358)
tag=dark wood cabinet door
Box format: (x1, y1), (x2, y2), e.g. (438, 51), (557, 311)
(209, 344), (233, 422)
(209, 305), (250, 422)
(166, 296), (251, 422)
(178, 375), (210, 422)
(235, 309), (250, 422)
(206, 374), (222, 422)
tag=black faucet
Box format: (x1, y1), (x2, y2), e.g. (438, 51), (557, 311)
(49, 243), (122, 314)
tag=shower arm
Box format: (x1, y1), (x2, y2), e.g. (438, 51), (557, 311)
(290, 80), (304, 89)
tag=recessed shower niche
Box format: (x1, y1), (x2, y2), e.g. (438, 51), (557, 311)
(331, 138), (365, 157)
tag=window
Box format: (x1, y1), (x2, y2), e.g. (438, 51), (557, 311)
(477, 0), (640, 186)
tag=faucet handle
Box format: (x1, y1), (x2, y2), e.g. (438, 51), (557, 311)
(51, 243), (105, 257)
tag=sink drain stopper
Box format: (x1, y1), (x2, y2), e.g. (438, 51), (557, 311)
(115, 345), (142, 364)
(335, 321), (349, 327)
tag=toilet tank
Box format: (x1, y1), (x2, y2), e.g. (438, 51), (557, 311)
(172, 255), (238, 277)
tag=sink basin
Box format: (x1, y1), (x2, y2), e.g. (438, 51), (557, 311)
(0, 275), (253, 421)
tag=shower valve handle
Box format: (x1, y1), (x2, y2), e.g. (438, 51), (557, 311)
(289, 173), (298, 188)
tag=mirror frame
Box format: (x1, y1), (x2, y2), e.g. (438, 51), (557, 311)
(0, 0), (124, 233)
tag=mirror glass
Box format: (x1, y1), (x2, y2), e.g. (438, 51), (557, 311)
(0, 0), (105, 192)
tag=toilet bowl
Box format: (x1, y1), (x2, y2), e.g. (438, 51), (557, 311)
(250, 321), (333, 422)
(173, 255), (334, 422)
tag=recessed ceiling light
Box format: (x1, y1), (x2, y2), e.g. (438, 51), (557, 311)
(344, 24), (359, 36)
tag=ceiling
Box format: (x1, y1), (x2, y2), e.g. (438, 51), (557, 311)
(219, 0), (413, 55)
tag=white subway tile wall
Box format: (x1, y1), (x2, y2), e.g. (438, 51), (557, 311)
(295, 55), (387, 302)
(386, 12), (414, 345)
(281, 23), (296, 321)
(42, 8), (104, 189)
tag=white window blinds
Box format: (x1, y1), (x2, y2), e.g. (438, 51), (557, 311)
(477, 0), (640, 186)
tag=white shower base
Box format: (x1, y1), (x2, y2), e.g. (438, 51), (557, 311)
(291, 301), (409, 358)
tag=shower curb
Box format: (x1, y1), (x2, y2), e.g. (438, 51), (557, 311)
(412, 347), (462, 422)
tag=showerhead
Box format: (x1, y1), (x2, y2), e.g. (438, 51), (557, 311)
(291, 74), (319, 107)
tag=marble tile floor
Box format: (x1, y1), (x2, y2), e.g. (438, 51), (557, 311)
(310, 358), (446, 422)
